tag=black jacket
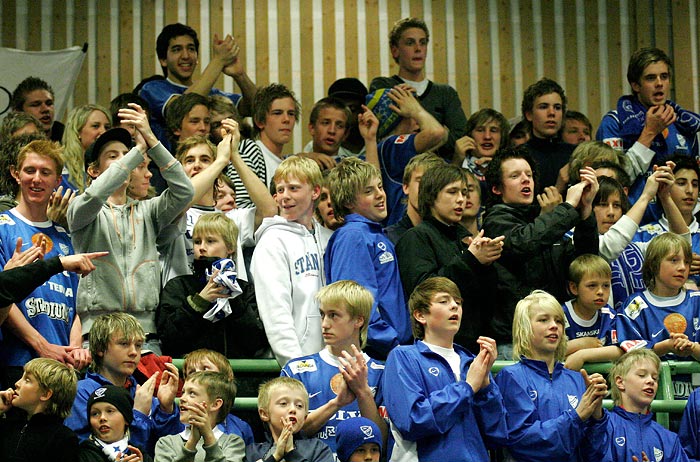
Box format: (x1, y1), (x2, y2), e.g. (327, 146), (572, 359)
(157, 274), (268, 358)
(483, 202), (598, 343)
(524, 135), (575, 191)
(79, 438), (153, 462)
(0, 410), (79, 462)
(396, 216), (499, 350)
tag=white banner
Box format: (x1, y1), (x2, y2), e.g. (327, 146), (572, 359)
(0, 44), (86, 123)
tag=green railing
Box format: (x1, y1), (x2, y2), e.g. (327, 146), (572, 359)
(171, 358), (695, 427)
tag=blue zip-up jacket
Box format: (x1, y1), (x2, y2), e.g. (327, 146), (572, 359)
(324, 213), (411, 359)
(679, 387), (700, 461)
(383, 341), (508, 461)
(64, 370), (181, 456)
(583, 406), (689, 462)
(494, 357), (606, 462)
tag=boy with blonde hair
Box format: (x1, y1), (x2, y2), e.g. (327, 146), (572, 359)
(282, 280), (386, 456)
(582, 349), (689, 461)
(0, 358), (79, 461)
(325, 158), (411, 359)
(246, 377), (334, 461)
(156, 371), (245, 461)
(563, 254), (623, 370)
(181, 349), (255, 446)
(65, 313), (180, 455)
(158, 213), (267, 359)
(251, 156), (332, 366)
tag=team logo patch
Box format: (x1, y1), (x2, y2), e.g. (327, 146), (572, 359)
(653, 447), (663, 461)
(624, 297), (647, 320)
(394, 135), (409, 144)
(0, 214), (15, 225)
(289, 359), (318, 374)
(615, 436), (625, 447)
(59, 243), (70, 255)
(428, 367), (439, 377)
(528, 389), (537, 400)
(378, 251), (395, 265)
(567, 394), (579, 408)
(361, 425), (375, 439)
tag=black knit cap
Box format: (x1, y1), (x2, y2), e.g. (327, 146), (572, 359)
(87, 385), (134, 425)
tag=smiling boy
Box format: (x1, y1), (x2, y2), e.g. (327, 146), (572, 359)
(325, 158), (412, 359)
(139, 23), (257, 148)
(0, 139), (88, 385)
(251, 156), (332, 366)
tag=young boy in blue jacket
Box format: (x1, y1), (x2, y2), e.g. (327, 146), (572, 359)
(583, 349), (689, 462)
(65, 313), (181, 456)
(382, 276), (507, 461)
(325, 157), (412, 360)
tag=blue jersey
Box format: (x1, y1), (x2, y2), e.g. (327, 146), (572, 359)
(377, 134), (419, 226)
(610, 243), (646, 311)
(494, 357), (606, 462)
(616, 289), (700, 355)
(563, 300), (617, 345)
(581, 407), (689, 462)
(281, 348), (385, 454)
(0, 209), (78, 366)
(633, 216), (700, 285)
(139, 78), (242, 149)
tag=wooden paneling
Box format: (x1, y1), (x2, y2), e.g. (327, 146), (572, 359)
(2, 0), (700, 140)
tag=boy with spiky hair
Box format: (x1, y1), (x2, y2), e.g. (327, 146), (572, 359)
(383, 277), (507, 461)
(156, 371), (245, 461)
(251, 83), (302, 185)
(251, 156), (332, 366)
(10, 76), (64, 141)
(65, 313), (181, 455)
(325, 157), (412, 359)
(247, 377), (334, 462)
(0, 358), (79, 461)
(282, 280), (387, 456)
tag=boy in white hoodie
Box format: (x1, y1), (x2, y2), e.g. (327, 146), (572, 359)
(251, 156), (332, 366)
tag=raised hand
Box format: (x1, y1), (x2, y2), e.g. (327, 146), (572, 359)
(4, 237), (44, 270)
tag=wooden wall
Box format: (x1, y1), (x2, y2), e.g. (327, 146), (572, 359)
(2, 0), (699, 154)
